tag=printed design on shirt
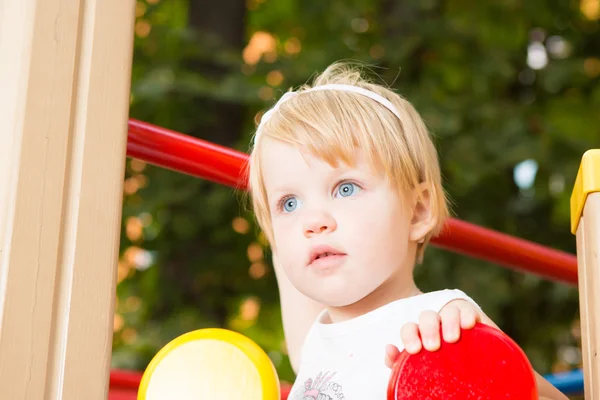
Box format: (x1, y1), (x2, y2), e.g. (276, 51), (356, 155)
(292, 370), (345, 400)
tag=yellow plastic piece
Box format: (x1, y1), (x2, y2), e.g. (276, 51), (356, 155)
(570, 149), (600, 234)
(137, 328), (280, 400)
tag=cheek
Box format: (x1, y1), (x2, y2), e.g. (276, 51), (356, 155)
(343, 194), (406, 231)
(352, 200), (410, 251)
(272, 217), (303, 257)
(272, 215), (297, 236)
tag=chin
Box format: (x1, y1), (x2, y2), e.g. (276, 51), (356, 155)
(290, 271), (381, 307)
(305, 287), (373, 309)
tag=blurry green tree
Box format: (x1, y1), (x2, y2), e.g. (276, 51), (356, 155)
(112, 0), (599, 390)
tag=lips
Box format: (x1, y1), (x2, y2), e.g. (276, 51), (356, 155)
(308, 245), (346, 266)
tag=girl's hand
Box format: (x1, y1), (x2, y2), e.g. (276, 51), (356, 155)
(385, 300), (480, 368)
(384, 300), (569, 400)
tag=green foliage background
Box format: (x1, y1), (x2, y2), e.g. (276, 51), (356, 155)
(112, 0), (599, 393)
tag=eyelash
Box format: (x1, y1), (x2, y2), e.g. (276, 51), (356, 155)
(275, 180), (363, 212)
(276, 196), (293, 212)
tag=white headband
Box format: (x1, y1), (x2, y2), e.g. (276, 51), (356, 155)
(253, 83), (401, 144)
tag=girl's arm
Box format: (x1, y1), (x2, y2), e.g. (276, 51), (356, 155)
(272, 253), (324, 373)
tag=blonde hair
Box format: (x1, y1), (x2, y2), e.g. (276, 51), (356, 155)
(247, 61), (449, 262)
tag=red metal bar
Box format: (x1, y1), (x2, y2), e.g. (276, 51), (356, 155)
(128, 119), (248, 189)
(434, 219), (577, 285)
(109, 369), (141, 388)
(126, 119), (578, 286)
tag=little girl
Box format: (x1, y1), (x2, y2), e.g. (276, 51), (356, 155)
(247, 61), (567, 399)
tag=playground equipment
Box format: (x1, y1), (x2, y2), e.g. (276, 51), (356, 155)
(0, 1), (598, 398)
(570, 149), (600, 398)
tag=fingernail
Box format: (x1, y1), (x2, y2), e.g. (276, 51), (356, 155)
(406, 342), (421, 353)
(425, 339), (439, 350)
(445, 332), (459, 342)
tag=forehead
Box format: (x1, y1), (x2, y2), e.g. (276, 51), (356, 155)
(260, 139), (362, 187)
(261, 139), (325, 170)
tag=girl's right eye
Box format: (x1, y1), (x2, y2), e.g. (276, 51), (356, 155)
(280, 196), (301, 213)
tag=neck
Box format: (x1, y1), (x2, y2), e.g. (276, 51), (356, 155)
(325, 268), (420, 324)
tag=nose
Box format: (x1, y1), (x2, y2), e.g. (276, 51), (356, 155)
(303, 211), (337, 237)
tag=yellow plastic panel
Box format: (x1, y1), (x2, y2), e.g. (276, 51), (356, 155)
(571, 149), (600, 234)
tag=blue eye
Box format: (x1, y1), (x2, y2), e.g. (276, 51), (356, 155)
(282, 197), (300, 212)
(336, 182), (359, 198)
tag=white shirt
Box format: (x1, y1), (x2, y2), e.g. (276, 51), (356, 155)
(287, 289), (480, 400)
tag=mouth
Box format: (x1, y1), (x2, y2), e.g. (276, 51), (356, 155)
(308, 246), (346, 266)
(315, 252), (337, 260)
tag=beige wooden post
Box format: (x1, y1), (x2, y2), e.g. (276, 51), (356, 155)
(570, 149), (600, 399)
(0, 0), (136, 399)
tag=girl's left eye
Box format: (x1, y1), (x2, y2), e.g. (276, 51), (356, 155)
(335, 182), (360, 198)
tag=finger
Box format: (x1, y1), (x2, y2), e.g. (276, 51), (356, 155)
(458, 305), (479, 329)
(439, 306), (461, 343)
(418, 310), (441, 352)
(385, 344), (400, 369)
(400, 322), (422, 354)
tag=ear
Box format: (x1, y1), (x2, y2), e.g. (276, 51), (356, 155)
(408, 182), (437, 243)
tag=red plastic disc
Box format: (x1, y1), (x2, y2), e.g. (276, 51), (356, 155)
(387, 323), (538, 400)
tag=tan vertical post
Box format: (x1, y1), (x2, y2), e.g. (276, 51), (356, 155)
(570, 149), (600, 399)
(0, 0), (136, 399)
